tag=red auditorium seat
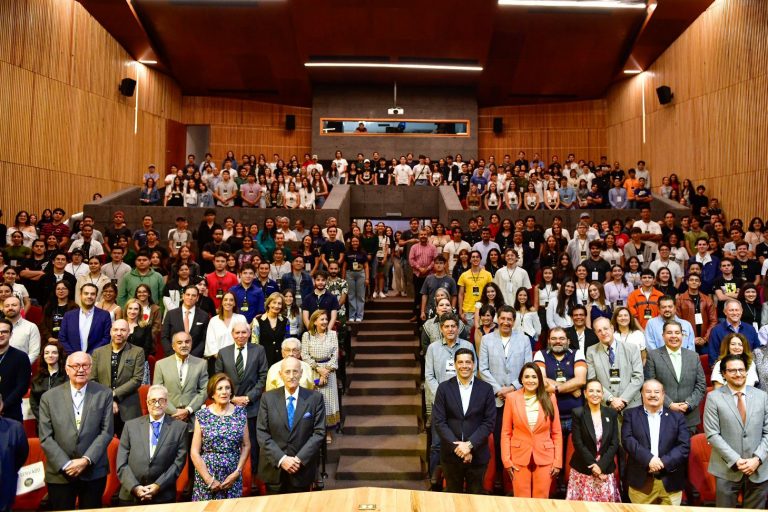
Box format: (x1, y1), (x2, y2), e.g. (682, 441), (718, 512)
(147, 354), (157, 382)
(13, 437), (48, 510)
(102, 436), (121, 506)
(700, 354), (711, 387)
(138, 384), (150, 416)
(688, 433), (716, 504)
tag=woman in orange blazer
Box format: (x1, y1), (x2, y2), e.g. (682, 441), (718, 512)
(500, 362), (563, 498)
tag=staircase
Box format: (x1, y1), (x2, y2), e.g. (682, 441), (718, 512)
(330, 296), (427, 489)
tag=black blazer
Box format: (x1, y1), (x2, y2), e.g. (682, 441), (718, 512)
(569, 405), (619, 475)
(215, 344), (269, 418)
(432, 377), (496, 465)
(256, 386), (325, 488)
(161, 307), (210, 357)
(566, 326), (599, 352)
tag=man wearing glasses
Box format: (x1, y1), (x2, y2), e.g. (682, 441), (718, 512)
(116, 384), (188, 504)
(704, 352), (768, 508)
(38, 351), (114, 510)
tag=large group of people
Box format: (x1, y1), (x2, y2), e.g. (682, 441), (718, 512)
(1, 148), (768, 510)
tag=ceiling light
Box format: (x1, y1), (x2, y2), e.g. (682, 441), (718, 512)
(623, 69), (643, 74)
(499, 0), (646, 9)
(138, 60), (158, 65)
(304, 62), (482, 72)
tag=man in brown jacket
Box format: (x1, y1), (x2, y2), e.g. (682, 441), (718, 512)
(676, 273), (717, 356)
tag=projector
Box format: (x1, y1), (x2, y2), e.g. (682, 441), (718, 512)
(388, 107), (404, 115)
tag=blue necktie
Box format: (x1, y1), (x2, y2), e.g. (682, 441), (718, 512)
(151, 421), (161, 448)
(287, 396), (296, 430)
(608, 346), (615, 366)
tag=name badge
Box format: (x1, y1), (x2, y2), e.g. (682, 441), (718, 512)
(580, 251), (587, 259)
(637, 255), (644, 263)
(529, 241), (535, 249)
(176, 242), (183, 249)
(555, 368), (566, 383)
(694, 312), (703, 325)
(306, 262), (312, 272)
(472, 286), (480, 295)
(445, 360), (456, 375)
(644, 308), (652, 319)
(353, 262), (361, 271)
(591, 271), (599, 281)
(216, 289), (224, 300)
(506, 281), (515, 293)
(609, 368), (621, 384)
(240, 304), (249, 312)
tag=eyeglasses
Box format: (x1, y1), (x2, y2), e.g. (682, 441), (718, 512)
(724, 368), (747, 375)
(67, 364), (92, 371)
(0, 330), (11, 335)
(147, 398), (167, 406)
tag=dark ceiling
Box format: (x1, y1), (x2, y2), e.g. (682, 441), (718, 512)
(79, 0), (714, 107)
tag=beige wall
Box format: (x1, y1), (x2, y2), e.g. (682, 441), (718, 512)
(478, 100), (608, 165)
(606, 0), (768, 221)
(0, 0), (182, 217)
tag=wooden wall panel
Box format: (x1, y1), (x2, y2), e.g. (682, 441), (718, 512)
(182, 96), (312, 160)
(606, 0), (768, 220)
(478, 100), (608, 164)
(1, 0), (182, 217)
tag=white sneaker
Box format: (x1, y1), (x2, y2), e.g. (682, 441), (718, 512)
(400, 291), (407, 297)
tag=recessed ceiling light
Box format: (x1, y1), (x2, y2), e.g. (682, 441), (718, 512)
(623, 69), (643, 74)
(499, 0), (646, 9)
(304, 62), (482, 72)
(138, 60), (158, 65)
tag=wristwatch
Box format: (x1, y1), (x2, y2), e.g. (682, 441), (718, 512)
(466, 441), (473, 450)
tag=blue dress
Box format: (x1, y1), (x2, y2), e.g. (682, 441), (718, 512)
(192, 405), (247, 501)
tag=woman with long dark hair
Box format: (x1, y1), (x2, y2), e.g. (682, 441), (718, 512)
(547, 280), (576, 329)
(501, 362), (562, 498)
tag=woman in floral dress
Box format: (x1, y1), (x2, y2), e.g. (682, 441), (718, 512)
(301, 309), (339, 443)
(191, 373), (250, 501)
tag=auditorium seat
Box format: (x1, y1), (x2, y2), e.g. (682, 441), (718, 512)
(13, 437), (48, 511)
(138, 384), (150, 416)
(697, 390), (709, 434)
(175, 458), (190, 501)
(102, 436), (121, 506)
(147, 354), (157, 382)
(688, 433), (716, 505)
(700, 354), (711, 387)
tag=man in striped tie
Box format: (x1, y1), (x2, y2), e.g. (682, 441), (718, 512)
(215, 321), (268, 490)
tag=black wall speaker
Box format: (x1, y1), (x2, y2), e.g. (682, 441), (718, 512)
(656, 85), (673, 105)
(493, 117), (503, 134)
(119, 78), (137, 97)
(285, 114), (296, 130)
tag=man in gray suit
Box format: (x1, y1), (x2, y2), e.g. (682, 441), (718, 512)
(478, 304), (532, 487)
(39, 351), (114, 510)
(645, 320), (706, 433)
(704, 353), (768, 508)
(587, 316), (644, 413)
(90, 319), (145, 436)
(153, 330), (208, 431)
(215, 321), (269, 483)
(257, 357), (325, 494)
(116, 384), (188, 504)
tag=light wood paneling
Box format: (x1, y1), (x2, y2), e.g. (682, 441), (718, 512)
(478, 100), (608, 164)
(0, 0), (182, 217)
(182, 96), (311, 160)
(606, 0), (768, 220)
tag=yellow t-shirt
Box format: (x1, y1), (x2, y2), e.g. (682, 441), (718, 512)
(458, 268), (493, 313)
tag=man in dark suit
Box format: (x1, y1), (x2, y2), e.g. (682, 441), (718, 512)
(161, 286), (209, 357)
(433, 347), (496, 493)
(644, 320), (706, 433)
(116, 384), (188, 505)
(621, 379), (690, 505)
(215, 321), (268, 481)
(90, 319), (145, 436)
(39, 351), (114, 510)
(58, 283), (111, 355)
(0, 319), (32, 423)
(0, 393), (29, 512)
(566, 305), (599, 353)
(257, 356), (325, 494)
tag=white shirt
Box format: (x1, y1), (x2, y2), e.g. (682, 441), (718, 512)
(644, 407), (662, 457)
(280, 229), (298, 242)
(148, 414), (165, 458)
(78, 308), (95, 352)
(633, 220), (662, 235)
(66, 262), (89, 279)
(175, 355), (189, 386)
(458, 378), (474, 415)
(204, 314), (247, 357)
(9, 317), (41, 363)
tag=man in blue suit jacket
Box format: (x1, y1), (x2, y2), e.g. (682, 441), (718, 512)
(433, 347), (496, 494)
(58, 284), (112, 355)
(0, 394), (29, 512)
(621, 379), (691, 505)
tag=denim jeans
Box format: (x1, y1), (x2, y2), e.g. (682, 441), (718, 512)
(346, 270), (366, 321)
